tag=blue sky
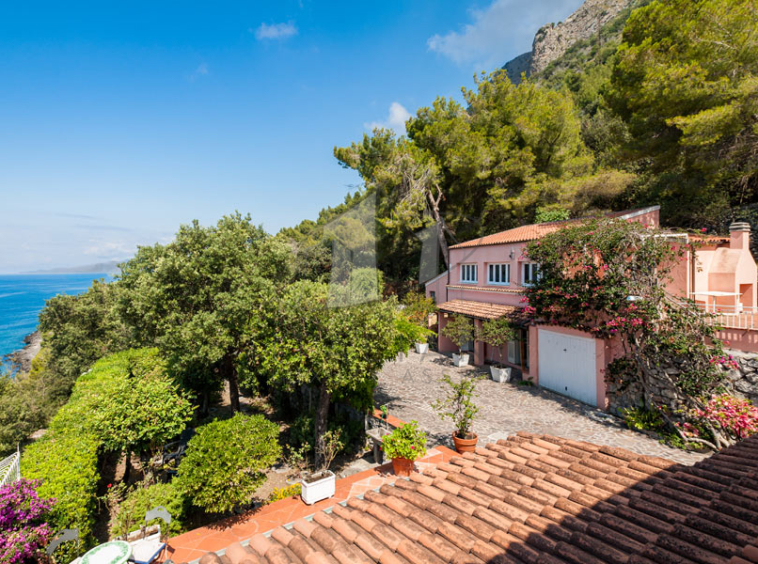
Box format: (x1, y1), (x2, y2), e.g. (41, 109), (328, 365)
(0, 0), (583, 273)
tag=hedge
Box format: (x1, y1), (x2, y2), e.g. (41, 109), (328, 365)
(110, 482), (185, 538)
(21, 349), (166, 547)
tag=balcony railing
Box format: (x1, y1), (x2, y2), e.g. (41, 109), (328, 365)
(694, 303), (758, 330)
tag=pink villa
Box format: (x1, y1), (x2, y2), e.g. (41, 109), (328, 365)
(425, 206), (758, 410)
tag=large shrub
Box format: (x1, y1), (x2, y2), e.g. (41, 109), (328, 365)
(110, 483), (185, 539)
(93, 359), (194, 460)
(175, 414), (280, 513)
(0, 479), (55, 564)
(23, 349), (185, 546)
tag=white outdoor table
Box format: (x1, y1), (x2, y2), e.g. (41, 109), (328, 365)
(80, 541), (131, 564)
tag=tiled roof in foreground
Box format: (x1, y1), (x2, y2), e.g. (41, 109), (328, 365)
(197, 432), (758, 564)
(437, 299), (526, 321)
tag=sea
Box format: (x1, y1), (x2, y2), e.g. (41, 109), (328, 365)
(0, 274), (111, 368)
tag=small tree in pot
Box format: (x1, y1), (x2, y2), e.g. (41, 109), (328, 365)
(441, 315), (474, 366)
(393, 314), (433, 360)
(300, 430), (343, 505)
(382, 421), (427, 477)
(477, 317), (517, 382)
(404, 293), (437, 353)
(432, 374), (480, 453)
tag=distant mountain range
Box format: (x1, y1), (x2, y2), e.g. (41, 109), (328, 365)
(25, 260), (122, 275)
(503, 0), (633, 83)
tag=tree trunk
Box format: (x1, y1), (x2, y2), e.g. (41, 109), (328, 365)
(314, 381), (331, 471)
(226, 354), (241, 414)
(123, 451), (131, 483)
(425, 190), (453, 269)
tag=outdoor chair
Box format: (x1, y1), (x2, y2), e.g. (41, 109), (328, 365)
(46, 528), (80, 563)
(128, 506), (171, 564)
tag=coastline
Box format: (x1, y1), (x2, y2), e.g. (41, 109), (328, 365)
(10, 331), (42, 374)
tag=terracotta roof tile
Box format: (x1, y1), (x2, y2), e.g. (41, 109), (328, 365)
(449, 206), (661, 250)
(194, 434), (758, 564)
(450, 219), (584, 249)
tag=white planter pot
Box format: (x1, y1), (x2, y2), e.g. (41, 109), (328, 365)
(415, 343), (429, 354)
(301, 470), (336, 505)
(452, 353), (469, 367)
(490, 365), (512, 383)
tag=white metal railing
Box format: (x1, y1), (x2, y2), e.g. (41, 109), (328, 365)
(0, 447), (20, 488)
(694, 303), (758, 330)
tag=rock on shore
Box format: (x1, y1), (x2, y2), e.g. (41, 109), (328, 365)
(10, 331), (42, 374)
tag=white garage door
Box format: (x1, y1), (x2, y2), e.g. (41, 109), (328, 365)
(538, 329), (597, 406)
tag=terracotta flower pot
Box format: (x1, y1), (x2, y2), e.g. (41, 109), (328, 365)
(391, 457), (414, 477)
(452, 432), (478, 454)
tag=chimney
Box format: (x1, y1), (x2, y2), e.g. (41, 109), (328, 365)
(729, 221), (751, 250)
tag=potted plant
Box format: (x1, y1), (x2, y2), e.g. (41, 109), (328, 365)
(403, 293), (436, 354)
(282, 444), (310, 486)
(432, 374), (480, 453)
(300, 430), (343, 505)
(394, 314), (433, 358)
(382, 421), (427, 477)
(442, 315), (474, 367)
(477, 317), (517, 382)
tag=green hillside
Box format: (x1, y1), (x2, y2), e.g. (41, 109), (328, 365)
(282, 0), (758, 291)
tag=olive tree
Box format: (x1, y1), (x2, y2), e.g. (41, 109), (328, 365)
(118, 213), (291, 413)
(260, 280), (397, 468)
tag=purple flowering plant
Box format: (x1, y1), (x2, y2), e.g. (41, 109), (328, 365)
(0, 479), (56, 564)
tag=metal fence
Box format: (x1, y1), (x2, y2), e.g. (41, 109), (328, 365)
(0, 447), (21, 488)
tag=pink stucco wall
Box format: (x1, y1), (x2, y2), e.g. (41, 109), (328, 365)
(425, 241), (532, 306)
(436, 314), (457, 354)
(425, 209), (758, 407)
(623, 208), (660, 229)
(716, 328), (758, 354)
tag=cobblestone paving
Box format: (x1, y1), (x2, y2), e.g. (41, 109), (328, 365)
(376, 350), (708, 465)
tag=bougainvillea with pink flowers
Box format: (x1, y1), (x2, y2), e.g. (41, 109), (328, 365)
(0, 479), (55, 564)
(524, 219), (745, 450)
(695, 395), (758, 440)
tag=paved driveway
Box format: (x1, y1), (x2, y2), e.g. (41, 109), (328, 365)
(376, 350), (707, 465)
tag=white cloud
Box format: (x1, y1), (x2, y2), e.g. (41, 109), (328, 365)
(83, 240), (134, 260)
(188, 63), (209, 82)
(253, 22), (298, 41)
(427, 0), (581, 69)
(365, 102), (412, 134)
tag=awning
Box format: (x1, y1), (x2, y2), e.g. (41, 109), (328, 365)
(437, 299), (528, 323)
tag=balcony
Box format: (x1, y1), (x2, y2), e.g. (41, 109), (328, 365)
(694, 303), (758, 330)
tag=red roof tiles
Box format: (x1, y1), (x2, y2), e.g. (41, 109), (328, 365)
(449, 220), (582, 249)
(448, 206), (662, 250)
(190, 432), (758, 564)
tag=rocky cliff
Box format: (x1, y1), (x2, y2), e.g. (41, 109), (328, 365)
(504, 0), (633, 83)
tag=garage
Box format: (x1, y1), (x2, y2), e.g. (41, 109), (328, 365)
(537, 328), (598, 406)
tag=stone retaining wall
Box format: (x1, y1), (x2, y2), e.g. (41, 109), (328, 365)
(726, 351), (758, 403)
(606, 349), (758, 415)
